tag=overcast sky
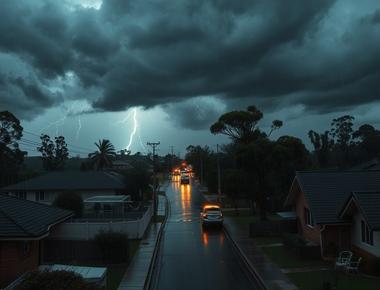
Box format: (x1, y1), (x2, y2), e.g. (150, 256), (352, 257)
(1, 0), (380, 156)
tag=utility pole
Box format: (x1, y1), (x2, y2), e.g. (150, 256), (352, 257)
(216, 144), (221, 203)
(147, 142), (160, 217)
(170, 146), (174, 173)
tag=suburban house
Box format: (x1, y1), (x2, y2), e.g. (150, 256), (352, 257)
(0, 171), (127, 205)
(285, 170), (380, 258)
(339, 191), (380, 258)
(0, 194), (72, 288)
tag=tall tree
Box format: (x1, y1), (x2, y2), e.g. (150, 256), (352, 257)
(185, 145), (212, 185)
(38, 134), (69, 170)
(88, 139), (116, 170)
(0, 111), (26, 186)
(210, 106), (270, 144)
(330, 115), (355, 149)
(308, 130), (334, 168)
(353, 124), (380, 159)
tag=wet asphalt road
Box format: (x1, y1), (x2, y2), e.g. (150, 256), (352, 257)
(151, 176), (257, 290)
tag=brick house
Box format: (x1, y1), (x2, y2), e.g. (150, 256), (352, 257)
(285, 171), (380, 257)
(0, 194), (72, 288)
(339, 191), (380, 258)
(1, 171), (126, 205)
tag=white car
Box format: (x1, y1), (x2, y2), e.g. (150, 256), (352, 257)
(201, 205), (223, 226)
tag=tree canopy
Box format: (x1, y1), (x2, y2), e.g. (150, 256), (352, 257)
(38, 135), (69, 171)
(210, 106), (271, 144)
(88, 139), (116, 170)
(0, 111), (26, 186)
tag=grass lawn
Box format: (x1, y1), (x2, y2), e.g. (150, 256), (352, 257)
(262, 246), (327, 269)
(288, 270), (380, 290)
(224, 210), (281, 232)
(253, 236), (283, 246)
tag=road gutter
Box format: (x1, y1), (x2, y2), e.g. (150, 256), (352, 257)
(223, 225), (269, 290)
(143, 193), (169, 290)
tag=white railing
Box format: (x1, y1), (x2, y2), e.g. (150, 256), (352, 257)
(50, 206), (153, 240)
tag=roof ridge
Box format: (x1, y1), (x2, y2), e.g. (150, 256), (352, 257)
(0, 199), (33, 236)
(0, 194), (71, 215)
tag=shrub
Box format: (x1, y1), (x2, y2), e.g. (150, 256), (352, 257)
(94, 231), (129, 263)
(53, 192), (83, 217)
(15, 270), (101, 290)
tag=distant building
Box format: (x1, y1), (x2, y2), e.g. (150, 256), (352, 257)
(1, 171), (127, 205)
(0, 194), (72, 288)
(285, 170), (380, 258)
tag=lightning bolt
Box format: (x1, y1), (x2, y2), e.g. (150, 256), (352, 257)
(40, 115), (67, 135)
(75, 116), (82, 140)
(126, 108), (138, 151)
(138, 131), (148, 153)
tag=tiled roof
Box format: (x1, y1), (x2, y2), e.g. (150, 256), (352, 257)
(1, 171), (126, 191)
(295, 171), (380, 224)
(0, 194), (72, 239)
(352, 192), (380, 230)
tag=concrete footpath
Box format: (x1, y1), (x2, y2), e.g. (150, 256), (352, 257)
(118, 195), (166, 290)
(224, 217), (298, 290)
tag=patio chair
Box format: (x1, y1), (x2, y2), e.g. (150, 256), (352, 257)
(345, 257), (362, 274)
(335, 251), (352, 269)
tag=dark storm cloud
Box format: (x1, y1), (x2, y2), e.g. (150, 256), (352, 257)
(0, 73), (58, 119)
(1, 0), (380, 129)
(162, 97), (226, 130)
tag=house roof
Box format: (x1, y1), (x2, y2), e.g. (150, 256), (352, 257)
(349, 158), (380, 171)
(289, 171), (380, 225)
(1, 171), (126, 192)
(340, 192), (380, 230)
(84, 195), (131, 203)
(0, 194), (73, 239)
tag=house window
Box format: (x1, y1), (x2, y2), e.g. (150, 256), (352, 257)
(304, 207), (314, 227)
(35, 191), (45, 201)
(22, 241), (31, 257)
(361, 220), (374, 245)
(16, 192), (27, 200)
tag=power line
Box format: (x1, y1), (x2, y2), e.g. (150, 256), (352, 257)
(23, 130), (94, 152)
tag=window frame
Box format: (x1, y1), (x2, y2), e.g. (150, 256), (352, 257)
(361, 220), (374, 246)
(35, 191), (45, 201)
(304, 207), (314, 227)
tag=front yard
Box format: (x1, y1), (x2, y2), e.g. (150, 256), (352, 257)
(288, 270), (380, 290)
(256, 236), (380, 290)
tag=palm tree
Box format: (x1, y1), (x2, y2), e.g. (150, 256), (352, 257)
(88, 139), (116, 170)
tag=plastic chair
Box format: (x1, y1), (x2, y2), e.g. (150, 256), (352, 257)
(345, 257), (362, 274)
(335, 251), (352, 269)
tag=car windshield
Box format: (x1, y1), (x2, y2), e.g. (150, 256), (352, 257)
(205, 208), (220, 213)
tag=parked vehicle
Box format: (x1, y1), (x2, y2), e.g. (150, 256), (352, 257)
(201, 205), (223, 226)
(180, 174), (190, 184)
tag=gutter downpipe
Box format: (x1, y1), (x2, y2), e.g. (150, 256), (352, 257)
(320, 225), (326, 258)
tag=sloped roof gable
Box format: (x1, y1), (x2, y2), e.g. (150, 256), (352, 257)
(1, 171), (125, 191)
(0, 194), (72, 239)
(295, 171), (380, 224)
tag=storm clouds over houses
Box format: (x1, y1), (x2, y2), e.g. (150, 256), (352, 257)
(0, 0), (380, 150)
